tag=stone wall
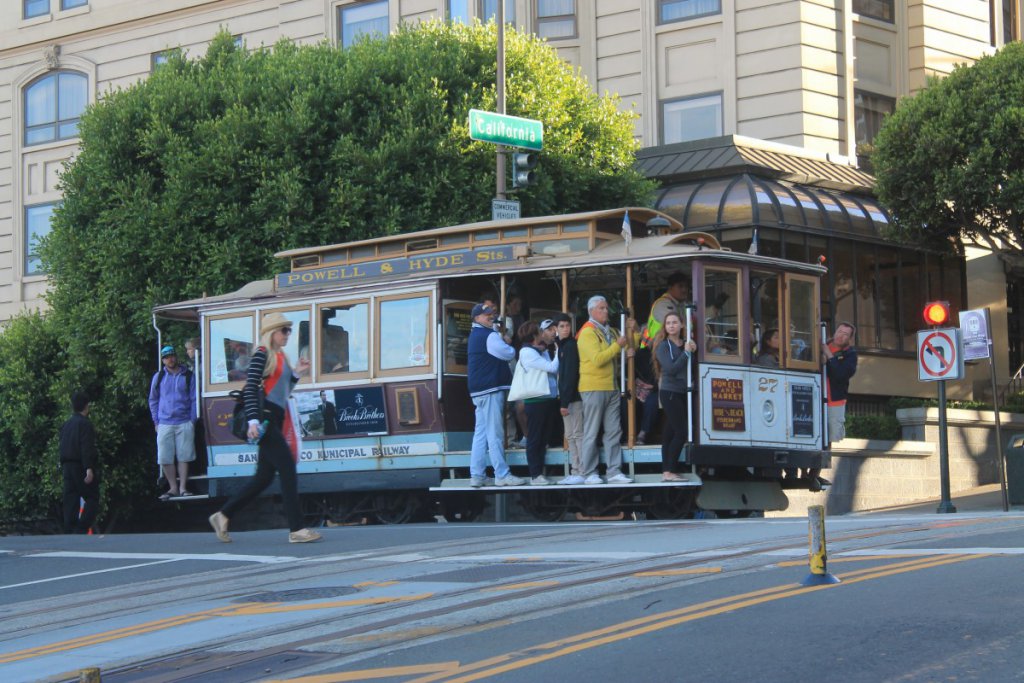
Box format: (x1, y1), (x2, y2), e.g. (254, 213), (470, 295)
(772, 408), (1024, 516)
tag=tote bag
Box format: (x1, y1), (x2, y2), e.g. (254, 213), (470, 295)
(507, 358), (550, 402)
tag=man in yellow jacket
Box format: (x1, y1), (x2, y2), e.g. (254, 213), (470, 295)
(577, 295), (633, 485)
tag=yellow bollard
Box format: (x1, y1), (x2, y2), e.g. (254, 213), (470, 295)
(79, 668), (101, 682)
(801, 504), (840, 586)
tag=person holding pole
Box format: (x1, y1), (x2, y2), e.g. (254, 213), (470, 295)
(816, 322), (858, 489)
(652, 312), (697, 481)
(578, 295), (633, 485)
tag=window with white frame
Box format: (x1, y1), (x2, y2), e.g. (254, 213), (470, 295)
(24, 71), (88, 146)
(853, 0), (894, 23)
(662, 94), (722, 144)
(658, 0), (721, 24)
(448, 0), (515, 24)
(25, 202), (57, 275)
(24, 0), (49, 18)
(338, 0), (389, 48)
(61, 0), (87, 9)
(537, 0), (575, 39)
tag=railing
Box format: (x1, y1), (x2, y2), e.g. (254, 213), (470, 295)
(999, 362), (1024, 404)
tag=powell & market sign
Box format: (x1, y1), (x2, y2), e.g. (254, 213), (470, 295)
(278, 245), (516, 289)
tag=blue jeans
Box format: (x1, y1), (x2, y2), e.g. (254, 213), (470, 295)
(471, 391), (511, 479)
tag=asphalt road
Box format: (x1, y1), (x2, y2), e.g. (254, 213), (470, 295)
(3, 512), (1024, 682)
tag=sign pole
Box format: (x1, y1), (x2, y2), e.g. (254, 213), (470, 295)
(495, 0), (506, 200)
(936, 378), (957, 514)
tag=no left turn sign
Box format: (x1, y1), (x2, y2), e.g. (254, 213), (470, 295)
(917, 328), (964, 382)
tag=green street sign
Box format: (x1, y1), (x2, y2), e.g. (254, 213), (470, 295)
(469, 109), (543, 151)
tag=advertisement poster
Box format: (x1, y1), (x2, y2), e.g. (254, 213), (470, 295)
(301, 387), (388, 437)
(711, 377), (745, 431)
(790, 384), (814, 437)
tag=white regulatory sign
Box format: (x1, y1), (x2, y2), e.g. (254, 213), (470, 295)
(492, 198), (521, 221)
(917, 328), (964, 382)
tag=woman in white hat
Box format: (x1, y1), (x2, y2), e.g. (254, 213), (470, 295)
(209, 312), (321, 543)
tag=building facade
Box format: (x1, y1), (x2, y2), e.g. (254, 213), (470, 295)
(1, 0), (1021, 400)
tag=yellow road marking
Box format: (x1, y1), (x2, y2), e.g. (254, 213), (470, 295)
(0, 595), (433, 664)
(481, 581), (559, 591)
(268, 662), (462, 682)
(634, 568), (721, 577)
(775, 554), (913, 567)
(354, 580), (399, 588)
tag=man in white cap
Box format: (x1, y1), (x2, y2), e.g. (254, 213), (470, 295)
(467, 303), (525, 487)
(149, 344), (196, 498)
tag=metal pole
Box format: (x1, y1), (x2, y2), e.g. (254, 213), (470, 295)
(801, 505), (840, 585)
(685, 304), (694, 446)
(626, 264), (635, 447)
(495, 0), (506, 200)
(989, 343), (1009, 512)
(936, 379), (957, 513)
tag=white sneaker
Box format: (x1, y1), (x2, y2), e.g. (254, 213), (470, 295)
(530, 475), (552, 486)
(469, 477), (487, 488)
(517, 437), (528, 448)
(606, 472), (633, 484)
(288, 528), (322, 543)
(583, 474), (604, 485)
(558, 474), (585, 485)
(496, 474), (527, 486)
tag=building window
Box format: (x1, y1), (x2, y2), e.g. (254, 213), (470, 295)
(537, 0), (575, 39)
(658, 0), (721, 24)
(24, 71), (88, 146)
(151, 51), (173, 71)
(448, 0), (515, 24)
(24, 0), (49, 19)
(1004, 0), (1020, 43)
(61, 0), (87, 9)
(662, 94), (722, 144)
(853, 0), (894, 23)
(854, 90), (896, 146)
(338, 0), (388, 48)
(25, 203), (57, 275)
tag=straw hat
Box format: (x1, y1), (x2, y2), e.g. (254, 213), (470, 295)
(260, 312), (291, 337)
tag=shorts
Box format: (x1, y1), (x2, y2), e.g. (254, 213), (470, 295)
(828, 403), (846, 443)
(157, 422), (197, 465)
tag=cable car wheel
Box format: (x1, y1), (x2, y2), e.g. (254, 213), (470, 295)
(647, 487), (698, 520)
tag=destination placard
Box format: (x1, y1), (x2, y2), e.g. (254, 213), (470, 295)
(278, 245), (517, 289)
(711, 377), (745, 432)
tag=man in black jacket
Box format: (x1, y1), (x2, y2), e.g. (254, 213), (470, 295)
(554, 314), (584, 485)
(59, 391), (100, 534)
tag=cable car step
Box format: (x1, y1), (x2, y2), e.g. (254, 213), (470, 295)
(430, 473), (701, 492)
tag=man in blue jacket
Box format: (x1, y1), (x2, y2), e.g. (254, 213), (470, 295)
(467, 303), (525, 488)
(149, 345), (197, 499)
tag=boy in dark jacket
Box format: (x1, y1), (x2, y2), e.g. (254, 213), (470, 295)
(59, 391), (99, 534)
(554, 314), (584, 484)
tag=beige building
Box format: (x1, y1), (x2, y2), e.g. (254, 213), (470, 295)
(1, 0), (1022, 402)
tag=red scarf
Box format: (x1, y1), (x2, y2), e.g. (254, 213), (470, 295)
(264, 351), (300, 462)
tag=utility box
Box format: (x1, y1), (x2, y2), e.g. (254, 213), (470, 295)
(1007, 434), (1024, 505)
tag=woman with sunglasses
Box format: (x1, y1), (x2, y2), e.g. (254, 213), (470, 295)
(209, 312), (322, 544)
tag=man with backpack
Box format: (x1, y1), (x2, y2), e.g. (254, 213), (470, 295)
(149, 345), (197, 499)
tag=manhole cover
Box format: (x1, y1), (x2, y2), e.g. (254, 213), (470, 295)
(236, 586), (358, 603)
(408, 563), (575, 583)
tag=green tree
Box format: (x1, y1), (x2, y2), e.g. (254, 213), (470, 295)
(9, 21), (652, 527)
(873, 42), (1024, 253)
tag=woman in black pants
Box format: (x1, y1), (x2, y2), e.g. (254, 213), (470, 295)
(209, 312), (321, 544)
(518, 319), (560, 485)
(652, 312), (697, 482)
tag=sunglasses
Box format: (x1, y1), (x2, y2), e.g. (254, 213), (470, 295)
(280, 327), (293, 335)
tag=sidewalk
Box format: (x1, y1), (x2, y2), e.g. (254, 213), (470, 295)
(852, 483), (1020, 515)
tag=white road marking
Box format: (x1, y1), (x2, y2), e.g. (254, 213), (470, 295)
(839, 548), (1024, 556)
(30, 551), (299, 563)
(0, 559), (182, 590)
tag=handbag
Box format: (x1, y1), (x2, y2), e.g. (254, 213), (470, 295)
(229, 381), (264, 442)
(507, 356), (551, 402)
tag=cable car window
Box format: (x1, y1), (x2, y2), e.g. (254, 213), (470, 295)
(378, 295), (432, 373)
(751, 271), (780, 366)
(259, 308), (311, 384)
(443, 301), (475, 374)
(208, 314), (254, 386)
(318, 301), (369, 378)
(787, 274), (820, 369)
(704, 268), (741, 359)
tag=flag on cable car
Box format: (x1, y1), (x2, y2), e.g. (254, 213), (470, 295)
(621, 210), (632, 250)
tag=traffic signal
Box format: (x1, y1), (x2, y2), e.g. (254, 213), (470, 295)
(511, 152), (538, 189)
(923, 300), (950, 326)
